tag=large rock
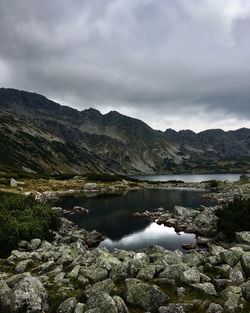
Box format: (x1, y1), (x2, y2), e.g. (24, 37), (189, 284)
(57, 297), (77, 313)
(10, 276), (48, 313)
(180, 269), (200, 284)
(86, 292), (118, 313)
(0, 280), (11, 311)
(85, 279), (115, 298)
(84, 183), (97, 191)
(15, 259), (34, 273)
(80, 265), (108, 283)
(191, 283), (217, 296)
(241, 253), (250, 277)
(28, 239), (42, 250)
(236, 232), (250, 245)
(125, 278), (168, 311)
(220, 286), (241, 312)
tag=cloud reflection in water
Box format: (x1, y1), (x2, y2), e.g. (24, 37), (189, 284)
(100, 222), (195, 251)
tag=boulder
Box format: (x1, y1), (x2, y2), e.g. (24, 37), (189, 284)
(113, 296), (129, 313)
(85, 279), (115, 297)
(57, 297), (77, 313)
(80, 265), (108, 283)
(28, 239), (42, 251)
(125, 278), (169, 311)
(159, 304), (192, 313)
(84, 183), (97, 191)
(236, 232), (250, 245)
(74, 303), (86, 313)
(180, 269), (201, 284)
(86, 292), (118, 313)
(15, 259), (34, 273)
(206, 303), (223, 313)
(10, 276), (48, 313)
(220, 286), (241, 312)
(241, 253), (250, 277)
(191, 283), (217, 296)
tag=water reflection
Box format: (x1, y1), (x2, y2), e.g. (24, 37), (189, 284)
(55, 189), (216, 250)
(100, 222), (195, 251)
(134, 173), (242, 182)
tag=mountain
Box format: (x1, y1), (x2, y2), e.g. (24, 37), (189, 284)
(0, 88), (249, 176)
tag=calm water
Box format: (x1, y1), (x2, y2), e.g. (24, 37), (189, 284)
(55, 189), (216, 251)
(133, 173), (242, 183)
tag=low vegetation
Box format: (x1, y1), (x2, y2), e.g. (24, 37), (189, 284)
(0, 192), (60, 255)
(216, 197), (250, 240)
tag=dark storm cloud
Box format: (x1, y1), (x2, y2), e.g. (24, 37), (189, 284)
(0, 0), (250, 131)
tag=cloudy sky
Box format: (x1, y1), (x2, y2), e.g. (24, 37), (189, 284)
(0, 0), (250, 131)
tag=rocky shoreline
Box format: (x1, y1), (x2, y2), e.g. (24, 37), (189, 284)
(0, 180), (250, 312)
(0, 211), (250, 312)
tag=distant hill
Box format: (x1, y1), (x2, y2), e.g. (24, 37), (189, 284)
(0, 88), (249, 176)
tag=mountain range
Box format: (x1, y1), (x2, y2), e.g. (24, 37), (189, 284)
(0, 88), (249, 176)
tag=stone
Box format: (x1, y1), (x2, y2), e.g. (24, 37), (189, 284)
(28, 238), (41, 250)
(220, 286), (241, 312)
(10, 178), (18, 187)
(15, 259), (34, 273)
(6, 272), (31, 288)
(159, 304), (192, 313)
(18, 240), (29, 249)
(125, 278), (169, 311)
(81, 266), (108, 283)
(136, 265), (156, 281)
(86, 292), (118, 313)
(77, 275), (90, 287)
(84, 183), (97, 190)
(68, 265), (80, 279)
(39, 260), (55, 273)
(236, 231), (250, 245)
(208, 244), (226, 256)
(241, 253), (250, 277)
(159, 263), (189, 280)
(180, 269), (201, 284)
(74, 303), (86, 313)
(182, 252), (205, 266)
(85, 278), (115, 297)
(0, 280), (11, 311)
(191, 283), (217, 296)
(206, 303), (223, 313)
(220, 250), (240, 267)
(10, 276), (48, 313)
(57, 297), (77, 313)
(113, 296), (129, 313)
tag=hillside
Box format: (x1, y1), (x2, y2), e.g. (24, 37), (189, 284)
(0, 88), (249, 176)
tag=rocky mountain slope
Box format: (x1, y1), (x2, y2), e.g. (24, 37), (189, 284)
(0, 88), (249, 176)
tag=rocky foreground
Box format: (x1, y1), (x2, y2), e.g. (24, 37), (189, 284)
(0, 213), (250, 313)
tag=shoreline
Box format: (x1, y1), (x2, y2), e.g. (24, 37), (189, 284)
(0, 178), (250, 312)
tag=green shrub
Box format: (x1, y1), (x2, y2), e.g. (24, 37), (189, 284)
(208, 180), (219, 189)
(0, 192), (60, 255)
(216, 197), (250, 241)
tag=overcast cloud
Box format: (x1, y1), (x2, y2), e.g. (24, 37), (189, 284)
(0, 0), (250, 131)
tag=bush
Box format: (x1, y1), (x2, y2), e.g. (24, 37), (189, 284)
(208, 180), (219, 189)
(0, 192), (60, 255)
(216, 197), (250, 241)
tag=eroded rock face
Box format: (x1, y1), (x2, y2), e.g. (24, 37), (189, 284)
(10, 276), (48, 313)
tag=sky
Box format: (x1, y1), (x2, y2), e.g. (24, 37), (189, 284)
(0, 0), (250, 132)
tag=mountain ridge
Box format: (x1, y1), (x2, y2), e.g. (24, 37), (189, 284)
(0, 88), (249, 176)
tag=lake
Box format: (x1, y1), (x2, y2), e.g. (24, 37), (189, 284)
(55, 189), (216, 251)
(133, 173), (242, 182)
